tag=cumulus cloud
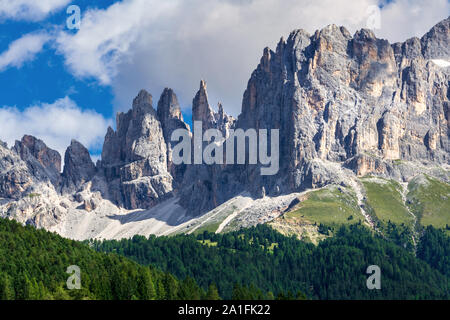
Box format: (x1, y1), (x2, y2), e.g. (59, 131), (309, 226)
(52, 0), (450, 116)
(0, 32), (51, 71)
(0, 97), (112, 158)
(0, 0), (70, 21)
(56, 0), (176, 85)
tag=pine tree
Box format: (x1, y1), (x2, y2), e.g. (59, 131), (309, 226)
(156, 278), (166, 300)
(163, 273), (179, 300)
(179, 276), (202, 300)
(205, 283), (220, 300)
(138, 268), (156, 300)
(0, 273), (15, 300)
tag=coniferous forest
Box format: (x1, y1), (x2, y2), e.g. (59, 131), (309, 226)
(92, 224), (450, 300)
(1, 216), (449, 300)
(0, 218), (207, 300)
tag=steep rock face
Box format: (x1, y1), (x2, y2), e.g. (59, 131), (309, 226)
(179, 82), (240, 215)
(215, 103), (236, 138)
(61, 140), (96, 193)
(0, 141), (34, 199)
(157, 88), (190, 185)
(421, 17), (449, 59)
(0, 137), (65, 230)
(100, 90), (173, 209)
(177, 19), (449, 215)
(13, 135), (61, 185)
(192, 80), (216, 129)
(235, 21), (449, 196)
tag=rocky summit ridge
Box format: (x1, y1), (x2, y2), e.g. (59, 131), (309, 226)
(0, 17), (449, 239)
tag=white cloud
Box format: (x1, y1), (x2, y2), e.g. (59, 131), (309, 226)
(0, 0), (70, 21)
(0, 32), (50, 71)
(376, 0), (450, 42)
(56, 0), (176, 85)
(53, 0), (450, 116)
(0, 97), (112, 158)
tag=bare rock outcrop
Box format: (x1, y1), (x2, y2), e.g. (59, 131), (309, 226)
(100, 89), (173, 209)
(192, 80), (216, 130)
(0, 141), (34, 199)
(13, 135), (61, 185)
(157, 88), (190, 185)
(61, 140), (96, 193)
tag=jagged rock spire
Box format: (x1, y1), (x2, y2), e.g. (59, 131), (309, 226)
(156, 88), (190, 185)
(100, 89), (173, 209)
(157, 88), (183, 122)
(132, 89), (154, 113)
(215, 102), (235, 138)
(14, 135), (61, 176)
(157, 87), (189, 142)
(62, 140), (96, 193)
(192, 80), (215, 129)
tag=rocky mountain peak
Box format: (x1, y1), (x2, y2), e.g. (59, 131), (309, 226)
(157, 88), (183, 122)
(215, 102), (236, 137)
(316, 24), (352, 41)
(100, 89), (173, 209)
(192, 80), (215, 129)
(0, 16), (449, 233)
(156, 88), (190, 184)
(13, 135), (61, 176)
(353, 28), (377, 41)
(61, 140), (96, 193)
(132, 89), (154, 113)
(421, 16), (449, 59)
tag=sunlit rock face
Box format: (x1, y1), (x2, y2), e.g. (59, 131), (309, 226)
(236, 18), (449, 196)
(61, 140), (96, 194)
(99, 89), (173, 210)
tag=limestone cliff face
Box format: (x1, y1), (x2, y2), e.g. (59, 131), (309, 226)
(192, 80), (216, 130)
(100, 90), (173, 209)
(0, 141), (34, 199)
(235, 19), (449, 196)
(157, 88), (190, 185)
(0, 135), (61, 201)
(61, 140), (96, 193)
(13, 135), (61, 185)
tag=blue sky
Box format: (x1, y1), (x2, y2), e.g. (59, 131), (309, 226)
(0, 1), (115, 118)
(0, 0), (448, 160)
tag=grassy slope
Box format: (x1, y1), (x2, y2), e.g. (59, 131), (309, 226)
(407, 175), (450, 233)
(270, 185), (363, 243)
(362, 177), (414, 227)
(273, 175), (450, 242)
(285, 185), (363, 226)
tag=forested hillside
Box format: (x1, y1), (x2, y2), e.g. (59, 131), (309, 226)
(0, 217), (208, 300)
(417, 226), (450, 277)
(93, 224), (450, 300)
(1, 215), (449, 300)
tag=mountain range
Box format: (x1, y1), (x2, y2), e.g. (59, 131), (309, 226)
(0, 17), (449, 242)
